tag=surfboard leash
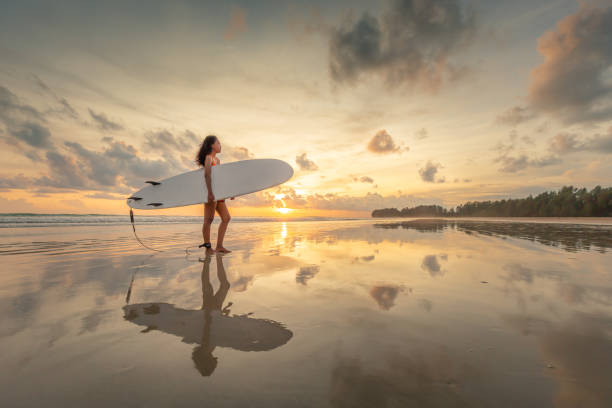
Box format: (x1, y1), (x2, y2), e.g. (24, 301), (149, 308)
(129, 208), (163, 252)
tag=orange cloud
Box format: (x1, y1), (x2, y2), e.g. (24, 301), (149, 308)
(529, 4), (612, 123)
(224, 6), (248, 41)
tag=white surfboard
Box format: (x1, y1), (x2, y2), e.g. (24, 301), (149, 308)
(126, 159), (293, 210)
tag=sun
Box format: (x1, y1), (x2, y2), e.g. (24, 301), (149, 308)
(275, 207), (292, 214)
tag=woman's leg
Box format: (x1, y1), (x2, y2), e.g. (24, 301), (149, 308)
(213, 253), (230, 310)
(200, 255), (213, 309)
(202, 201), (216, 254)
(215, 201), (231, 252)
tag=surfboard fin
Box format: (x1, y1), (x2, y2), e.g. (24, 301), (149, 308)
(147, 202), (163, 207)
(145, 180), (161, 186)
(128, 196), (142, 201)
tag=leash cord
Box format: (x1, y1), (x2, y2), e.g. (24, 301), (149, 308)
(129, 208), (163, 252)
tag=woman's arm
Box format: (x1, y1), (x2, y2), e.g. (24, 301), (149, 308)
(204, 156), (215, 202)
(216, 158), (234, 199)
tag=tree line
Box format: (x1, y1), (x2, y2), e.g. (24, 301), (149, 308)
(371, 186), (612, 218)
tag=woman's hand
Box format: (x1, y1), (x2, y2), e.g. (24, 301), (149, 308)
(208, 192), (215, 202)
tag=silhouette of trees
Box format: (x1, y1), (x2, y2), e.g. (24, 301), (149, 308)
(371, 186), (612, 218)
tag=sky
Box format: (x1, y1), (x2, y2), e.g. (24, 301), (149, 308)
(0, 0), (611, 217)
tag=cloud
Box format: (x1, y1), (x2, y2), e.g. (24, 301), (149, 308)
(88, 108), (123, 131)
(454, 177), (472, 183)
(415, 128), (428, 139)
(146, 130), (254, 163)
(224, 5), (248, 40)
(144, 129), (198, 152)
(0, 85), (45, 122)
(84, 192), (124, 200)
(418, 161), (444, 183)
(56, 98), (79, 119)
(16, 122), (53, 149)
(529, 4), (612, 123)
(232, 186), (440, 212)
(0, 174), (32, 191)
(367, 129), (406, 153)
(369, 285), (403, 310)
(223, 145), (253, 161)
(0, 85), (55, 154)
(492, 131), (562, 173)
(298, 191), (431, 211)
(296, 265), (319, 286)
(495, 154), (561, 173)
(296, 152), (318, 171)
(549, 130), (612, 154)
(28, 137), (187, 192)
(40, 150), (89, 189)
(31, 75), (79, 119)
(329, 0), (475, 91)
(0, 90), (246, 196)
(496, 105), (534, 126)
(359, 176), (374, 183)
(9, 121), (53, 148)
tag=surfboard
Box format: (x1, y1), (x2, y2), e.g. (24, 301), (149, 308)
(126, 159), (293, 210)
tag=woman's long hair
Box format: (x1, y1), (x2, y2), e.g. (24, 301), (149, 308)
(196, 135), (218, 167)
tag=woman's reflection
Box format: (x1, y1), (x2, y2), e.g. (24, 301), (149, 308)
(194, 253), (231, 375)
(123, 253), (293, 377)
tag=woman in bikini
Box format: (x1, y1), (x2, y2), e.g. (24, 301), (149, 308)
(196, 135), (233, 254)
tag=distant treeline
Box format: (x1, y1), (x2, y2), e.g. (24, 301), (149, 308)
(371, 186), (612, 218)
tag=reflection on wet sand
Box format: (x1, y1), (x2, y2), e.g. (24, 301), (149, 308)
(503, 312), (612, 408)
(375, 219), (612, 252)
(123, 254), (293, 376)
(2, 220), (611, 407)
(329, 347), (481, 407)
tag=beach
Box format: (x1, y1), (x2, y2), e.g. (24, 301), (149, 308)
(1, 216), (611, 407)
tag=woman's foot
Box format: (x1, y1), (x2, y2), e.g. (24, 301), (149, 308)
(215, 246), (231, 253)
(199, 242), (215, 255)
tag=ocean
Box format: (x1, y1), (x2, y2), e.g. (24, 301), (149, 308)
(0, 213), (362, 228)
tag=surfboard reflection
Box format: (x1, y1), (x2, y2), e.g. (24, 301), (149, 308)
(122, 254), (293, 376)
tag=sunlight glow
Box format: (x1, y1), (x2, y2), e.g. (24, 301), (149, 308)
(275, 207), (293, 214)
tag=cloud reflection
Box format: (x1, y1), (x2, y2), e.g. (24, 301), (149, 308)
(369, 285), (403, 311)
(421, 255), (445, 278)
(296, 265), (319, 286)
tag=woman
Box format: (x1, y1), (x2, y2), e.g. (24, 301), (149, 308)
(196, 135), (233, 253)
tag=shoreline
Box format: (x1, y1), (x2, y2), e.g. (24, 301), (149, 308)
(370, 216), (612, 225)
(0, 216), (611, 230)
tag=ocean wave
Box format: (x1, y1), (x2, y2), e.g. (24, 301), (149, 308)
(0, 214), (362, 228)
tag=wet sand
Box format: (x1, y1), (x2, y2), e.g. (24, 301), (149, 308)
(1, 219), (611, 407)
